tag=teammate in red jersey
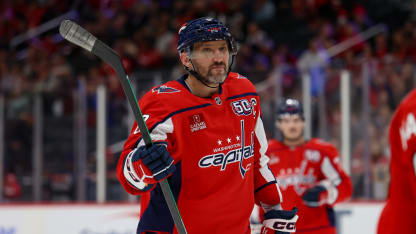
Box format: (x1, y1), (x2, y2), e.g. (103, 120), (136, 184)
(377, 89), (416, 234)
(117, 17), (297, 234)
(260, 98), (352, 234)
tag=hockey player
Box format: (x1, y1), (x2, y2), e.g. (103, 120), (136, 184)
(261, 99), (352, 234)
(117, 17), (298, 234)
(377, 89), (416, 234)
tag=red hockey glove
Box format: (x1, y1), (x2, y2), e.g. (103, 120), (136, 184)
(123, 144), (175, 190)
(302, 185), (329, 207)
(261, 207), (298, 234)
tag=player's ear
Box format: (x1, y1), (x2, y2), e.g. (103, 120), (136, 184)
(180, 52), (191, 69)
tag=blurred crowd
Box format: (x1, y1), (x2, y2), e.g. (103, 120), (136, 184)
(1, 0), (416, 201)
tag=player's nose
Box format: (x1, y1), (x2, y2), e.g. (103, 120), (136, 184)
(212, 49), (226, 60)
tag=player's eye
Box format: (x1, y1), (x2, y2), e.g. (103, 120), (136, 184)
(197, 46), (228, 58)
(202, 48), (213, 53)
(281, 119), (289, 124)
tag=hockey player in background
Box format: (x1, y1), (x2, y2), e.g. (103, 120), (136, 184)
(377, 89), (416, 234)
(117, 17), (298, 234)
(260, 99), (352, 234)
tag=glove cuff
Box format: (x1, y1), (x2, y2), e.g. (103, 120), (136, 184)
(263, 207), (298, 233)
(123, 149), (154, 190)
(263, 214), (298, 233)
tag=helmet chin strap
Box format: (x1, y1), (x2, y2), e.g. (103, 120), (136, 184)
(184, 55), (235, 89)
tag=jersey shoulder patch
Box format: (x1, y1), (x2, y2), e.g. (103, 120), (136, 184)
(152, 85), (181, 94)
(139, 81), (185, 115)
(142, 80), (186, 103)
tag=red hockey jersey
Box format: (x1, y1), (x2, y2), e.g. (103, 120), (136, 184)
(377, 89), (416, 234)
(264, 138), (352, 234)
(117, 72), (282, 234)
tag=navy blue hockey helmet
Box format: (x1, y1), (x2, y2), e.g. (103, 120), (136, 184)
(277, 99), (304, 120)
(177, 17), (237, 55)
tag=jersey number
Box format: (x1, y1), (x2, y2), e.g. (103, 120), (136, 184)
(133, 114), (150, 134)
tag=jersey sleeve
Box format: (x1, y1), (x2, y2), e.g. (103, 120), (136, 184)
(390, 92), (416, 207)
(318, 143), (353, 205)
(253, 113), (283, 207)
(116, 92), (175, 195)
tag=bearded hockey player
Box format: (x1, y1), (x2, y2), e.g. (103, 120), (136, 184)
(377, 89), (416, 234)
(116, 17), (298, 234)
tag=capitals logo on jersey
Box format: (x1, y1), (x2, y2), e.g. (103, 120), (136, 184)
(273, 151), (320, 193)
(152, 85), (181, 94)
(198, 120), (253, 178)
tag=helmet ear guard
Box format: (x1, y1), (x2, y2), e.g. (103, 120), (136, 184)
(228, 36), (238, 56)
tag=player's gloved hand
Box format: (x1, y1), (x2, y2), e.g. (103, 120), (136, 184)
(302, 185), (328, 207)
(261, 207), (298, 234)
(124, 144), (175, 190)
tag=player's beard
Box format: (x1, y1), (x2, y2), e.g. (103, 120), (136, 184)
(196, 62), (228, 85)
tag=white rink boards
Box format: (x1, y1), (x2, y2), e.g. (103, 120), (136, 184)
(0, 204), (139, 234)
(0, 202), (383, 234)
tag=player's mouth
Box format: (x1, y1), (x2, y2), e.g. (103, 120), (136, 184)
(289, 128), (299, 134)
(210, 63), (226, 71)
(211, 66), (225, 71)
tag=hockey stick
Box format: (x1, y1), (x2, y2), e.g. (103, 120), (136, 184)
(59, 20), (187, 234)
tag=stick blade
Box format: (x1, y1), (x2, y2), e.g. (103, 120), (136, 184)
(59, 20), (96, 52)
